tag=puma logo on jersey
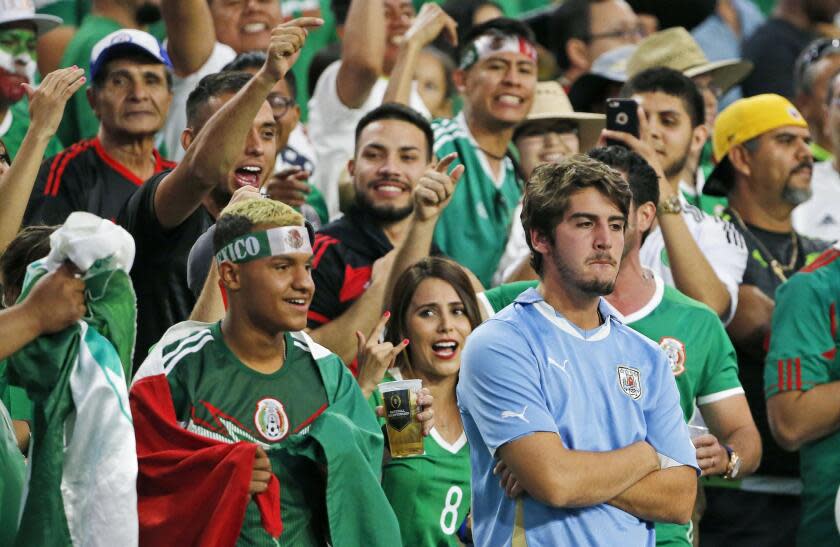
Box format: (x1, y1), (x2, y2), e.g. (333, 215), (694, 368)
(547, 357), (570, 375)
(501, 406), (529, 423)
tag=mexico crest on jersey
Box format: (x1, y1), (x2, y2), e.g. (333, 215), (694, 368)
(659, 337), (686, 376)
(617, 366), (642, 400)
(254, 398), (289, 442)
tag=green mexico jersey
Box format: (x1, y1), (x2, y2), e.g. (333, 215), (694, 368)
(764, 246), (840, 546)
(373, 371), (471, 546)
(167, 322), (331, 547)
(432, 114), (522, 288)
(480, 275), (744, 547)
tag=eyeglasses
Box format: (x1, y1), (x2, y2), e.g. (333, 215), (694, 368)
(587, 24), (645, 43)
(266, 93), (295, 119)
(516, 120), (579, 139)
(694, 80), (723, 99)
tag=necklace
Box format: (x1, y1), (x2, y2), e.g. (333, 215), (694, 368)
(728, 208), (798, 283)
(478, 146), (507, 161)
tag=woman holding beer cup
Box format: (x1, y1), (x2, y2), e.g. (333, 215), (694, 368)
(359, 257), (480, 547)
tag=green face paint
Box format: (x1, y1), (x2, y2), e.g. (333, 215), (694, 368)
(0, 29), (37, 58)
(0, 28), (37, 82)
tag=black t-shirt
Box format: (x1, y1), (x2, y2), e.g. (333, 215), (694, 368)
(118, 170), (214, 372)
(307, 207), (394, 329)
(741, 18), (815, 99)
(24, 138), (175, 226)
(726, 209), (830, 477)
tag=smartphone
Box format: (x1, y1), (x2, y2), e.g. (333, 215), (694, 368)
(605, 98), (640, 146)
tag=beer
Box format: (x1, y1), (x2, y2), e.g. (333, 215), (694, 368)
(379, 379), (424, 458)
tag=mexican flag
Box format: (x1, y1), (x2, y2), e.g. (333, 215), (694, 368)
(6, 213), (138, 546)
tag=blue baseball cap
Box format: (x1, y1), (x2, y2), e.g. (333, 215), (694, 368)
(89, 29), (172, 81)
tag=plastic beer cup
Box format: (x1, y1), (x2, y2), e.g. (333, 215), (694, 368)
(378, 379), (424, 458)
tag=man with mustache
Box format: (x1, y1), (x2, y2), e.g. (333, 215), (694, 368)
(57, 0), (164, 145)
(458, 155), (699, 545)
(700, 93), (832, 546)
(307, 102), (462, 366)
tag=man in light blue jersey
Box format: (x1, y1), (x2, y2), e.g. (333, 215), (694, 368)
(458, 155), (699, 546)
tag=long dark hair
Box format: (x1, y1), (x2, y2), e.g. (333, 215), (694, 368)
(385, 257), (481, 373)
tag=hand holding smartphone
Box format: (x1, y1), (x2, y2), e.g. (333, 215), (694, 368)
(605, 98), (640, 147)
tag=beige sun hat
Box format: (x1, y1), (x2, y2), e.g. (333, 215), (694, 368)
(517, 81), (606, 152)
(626, 27), (752, 95)
(0, 0), (62, 36)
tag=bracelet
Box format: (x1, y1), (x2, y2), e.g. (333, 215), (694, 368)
(658, 195), (682, 215)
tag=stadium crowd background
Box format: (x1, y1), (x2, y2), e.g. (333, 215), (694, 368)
(1, 0), (840, 545)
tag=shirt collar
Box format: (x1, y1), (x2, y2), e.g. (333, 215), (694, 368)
(516, 287), (621, 342)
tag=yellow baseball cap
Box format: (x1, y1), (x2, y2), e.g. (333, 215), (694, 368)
(704, 94), (808, 196)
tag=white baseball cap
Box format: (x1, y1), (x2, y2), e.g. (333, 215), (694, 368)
(89, 29), (172, 81)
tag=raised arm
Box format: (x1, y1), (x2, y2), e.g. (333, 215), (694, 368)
(602, 122), (737, 320)
(160, 0), (216, 76)
(153, 18), (322, 229)
(309, 249), (395, 363)
(0, 67), (85, 252)
(383, 3), (457, 106)
(335, 0), (387, 108)
(382, 153), (463, 304)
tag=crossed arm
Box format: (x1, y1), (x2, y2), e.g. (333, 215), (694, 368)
(497, 432), (696, 523)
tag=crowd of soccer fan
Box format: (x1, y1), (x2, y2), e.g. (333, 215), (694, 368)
(1, 0), (840, 545)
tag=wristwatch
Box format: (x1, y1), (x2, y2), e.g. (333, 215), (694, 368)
(658, 194), (682, 215)
(723, 445), (742, 480)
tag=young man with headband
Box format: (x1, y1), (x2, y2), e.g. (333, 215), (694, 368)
(130, 198), (413, 545)
(387, 18), (538, 287)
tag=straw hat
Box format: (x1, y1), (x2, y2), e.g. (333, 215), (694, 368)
(0, 0), (62, 36)
(518, 81), (605, 152)
(626, 27), (752, 95)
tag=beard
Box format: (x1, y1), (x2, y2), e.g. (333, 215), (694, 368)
(782, 184), (813, 206)
(136, 3), (162, 25)
(550, 247), (617, 297)
(781, 163), (814, 205)
(354, 191), (414, 223)
(664, 150), (690, 180)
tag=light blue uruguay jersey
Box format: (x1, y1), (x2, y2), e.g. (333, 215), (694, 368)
(457, 288), (699, 547)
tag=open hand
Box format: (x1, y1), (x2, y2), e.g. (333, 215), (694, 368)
(26, 66), (86, 135)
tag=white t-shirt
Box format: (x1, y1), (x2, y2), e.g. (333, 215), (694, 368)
(307, 60), (430, 218)
(160, 42), (237, 162)
(640, 194), (748, 323)
(792, 160), (840, 242)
